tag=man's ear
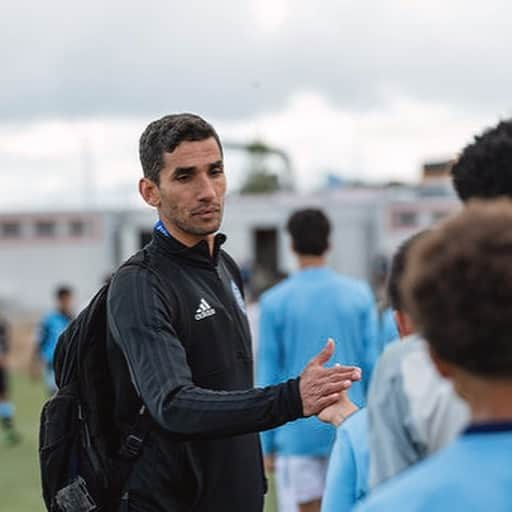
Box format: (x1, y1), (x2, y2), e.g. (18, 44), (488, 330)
(139, 177), (161, 207)
(428, 345), (454, 379)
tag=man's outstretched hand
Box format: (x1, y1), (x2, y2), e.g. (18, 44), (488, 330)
(299, 338), (361, 417)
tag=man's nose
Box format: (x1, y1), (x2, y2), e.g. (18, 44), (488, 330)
(196, 174), (217, 201)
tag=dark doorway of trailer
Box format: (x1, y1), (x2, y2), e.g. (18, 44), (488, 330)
(252, 228), (279, 295)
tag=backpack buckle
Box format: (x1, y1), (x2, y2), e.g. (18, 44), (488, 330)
(120, 434), (144, 459)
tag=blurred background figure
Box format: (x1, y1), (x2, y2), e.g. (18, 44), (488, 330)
(258, 208), (378, 512)
(31, 286), (74, 395)
(0, 313), (21, 446)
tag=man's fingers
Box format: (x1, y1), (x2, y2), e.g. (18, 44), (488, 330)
(320, 366), (361, 381)
(320, 379), (353, 396)
(351, 368), (362, 381)
(314, 392), (345, 412)
(312, 338), (335, 366)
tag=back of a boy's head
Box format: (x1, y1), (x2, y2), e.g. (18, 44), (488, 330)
(403, 200), (512, 377)
(287, 208), (330, 256)
(452, 119), (512, 201)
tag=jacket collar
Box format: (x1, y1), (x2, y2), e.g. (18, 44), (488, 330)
(152, 227), (227, 268)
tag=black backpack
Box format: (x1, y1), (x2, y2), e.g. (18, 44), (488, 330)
(39, 262), (150, 512)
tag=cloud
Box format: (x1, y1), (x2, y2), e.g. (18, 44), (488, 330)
(1, 1), (511, 208)
(1, 0), (512, 121)
(0, 92), (501, 212)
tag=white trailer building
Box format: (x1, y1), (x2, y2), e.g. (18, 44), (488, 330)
(0, 188), (460, 314)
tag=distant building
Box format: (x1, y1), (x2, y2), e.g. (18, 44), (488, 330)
(422, 160), (454, 184)
(0, 188), (460, 313)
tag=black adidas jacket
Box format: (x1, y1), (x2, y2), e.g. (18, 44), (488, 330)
(106, 229), (304, 511)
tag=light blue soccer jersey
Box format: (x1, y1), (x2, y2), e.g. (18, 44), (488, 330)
(37, 311), (71, 365)
(321, 408), (368, 512)
(257, 266), (379, 456)
(356, 423), (512, 512)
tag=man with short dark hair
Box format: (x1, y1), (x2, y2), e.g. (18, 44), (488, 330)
(106, 114), (361, 512)
(357, 200), (512, 511)
(33, 286), (74, 395)
(258, 208), (379, 512)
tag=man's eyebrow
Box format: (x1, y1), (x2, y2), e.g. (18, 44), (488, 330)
(209, 160), (224, 169)
(173, 166), (196, 175)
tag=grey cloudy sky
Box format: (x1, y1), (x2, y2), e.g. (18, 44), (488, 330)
(1, 0), (511, 208)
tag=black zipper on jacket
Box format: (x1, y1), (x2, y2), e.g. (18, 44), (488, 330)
(213, 262), (252, 361)
(152, 231), (252, 360)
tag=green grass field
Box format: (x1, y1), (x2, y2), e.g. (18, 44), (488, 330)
(0, 372), (277, 511)
(0, 372), (46, 511)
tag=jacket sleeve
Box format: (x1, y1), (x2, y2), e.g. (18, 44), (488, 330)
(256, 295), (284, 455)
(107, 265), (303, 440)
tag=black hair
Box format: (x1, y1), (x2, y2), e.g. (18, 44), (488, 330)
(55, 286), (72, 300)
(452, 119), (512, 201)
(139, 113), (223, 184)
(387, 230), (429, 312)
(287, 208), (330, 256)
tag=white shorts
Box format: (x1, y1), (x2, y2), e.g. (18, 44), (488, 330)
(275, 455), (329, 510)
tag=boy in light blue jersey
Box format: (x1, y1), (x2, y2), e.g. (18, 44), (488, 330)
(367, 231), (469, 488)
(320, 231), (434, 511)
(258, 209), (379, 512)
(357, 200), (512, 511)
(321, 408), (368, 512)
(32, 285), (74, 394)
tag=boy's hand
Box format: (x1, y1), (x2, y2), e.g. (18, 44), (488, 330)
(318, 389), (360, 427)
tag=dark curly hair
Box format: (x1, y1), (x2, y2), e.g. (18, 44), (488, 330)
(287, 208), (330, 256)
(139, 113), (223, 184)
(452, 119), (512, 201)
(403, 200), (512, 377)
(387, 230), (429, 312)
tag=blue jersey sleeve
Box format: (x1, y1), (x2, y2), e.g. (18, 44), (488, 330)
(322, 427), (358, 512)
(359, 286), (380, 395)
(257, 297), (284, 454)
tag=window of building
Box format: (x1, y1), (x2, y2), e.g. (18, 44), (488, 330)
(393, 210), (418, 228)
(1, 222), (21, 238)
(69, 220), (87, 237)
(35, 221), (56, 237)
